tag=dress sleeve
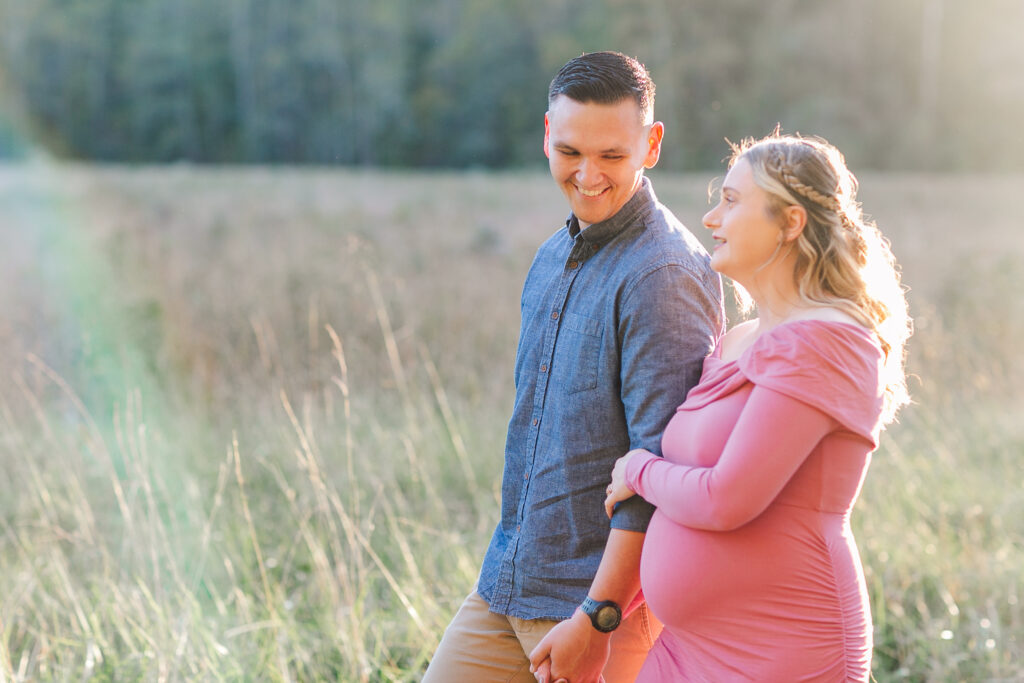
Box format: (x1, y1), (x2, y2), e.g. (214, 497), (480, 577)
(610, 263), (723, 532)
(737, 321), (885, 447)
(624, 385), (839, 530)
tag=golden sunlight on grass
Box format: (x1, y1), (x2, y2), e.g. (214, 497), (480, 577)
(0, 163), (1021, 680)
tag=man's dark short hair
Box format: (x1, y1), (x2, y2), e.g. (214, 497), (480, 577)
(548, 51), (655, 119)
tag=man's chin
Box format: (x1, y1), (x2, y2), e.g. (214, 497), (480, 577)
(571, 204), (609, 226)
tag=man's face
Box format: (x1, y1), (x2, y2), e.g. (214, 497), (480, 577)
(544, 95), (663, 229)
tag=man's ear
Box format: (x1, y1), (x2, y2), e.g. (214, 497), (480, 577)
(782, 204), (808, 242)
(643, 121), (665, 169)
(543, 112), (551, 159)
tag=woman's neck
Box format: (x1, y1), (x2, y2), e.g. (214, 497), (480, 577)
(742, 270), (804, 334)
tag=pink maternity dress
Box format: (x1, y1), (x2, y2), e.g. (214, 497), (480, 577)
(624, 320), (885, 682)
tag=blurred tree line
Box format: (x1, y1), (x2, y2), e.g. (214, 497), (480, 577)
(1, 0), (1022, 170)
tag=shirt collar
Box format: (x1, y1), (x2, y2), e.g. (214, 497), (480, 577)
(565, 176), (656, 248)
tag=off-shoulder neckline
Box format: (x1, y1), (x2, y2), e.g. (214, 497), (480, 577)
(713, 318), (875, 363)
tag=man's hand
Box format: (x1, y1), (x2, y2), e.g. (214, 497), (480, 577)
(528, 609), (610, 683)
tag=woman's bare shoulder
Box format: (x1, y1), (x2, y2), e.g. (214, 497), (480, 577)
(790, 306), (864, 328)
(719, 319), (760, 362)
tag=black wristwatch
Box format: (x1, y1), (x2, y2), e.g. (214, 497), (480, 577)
(580, 596), (622, 633)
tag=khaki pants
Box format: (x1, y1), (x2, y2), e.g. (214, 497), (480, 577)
(422, 591), (661, 683)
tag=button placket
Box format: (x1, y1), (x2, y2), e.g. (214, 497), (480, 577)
(512, 235), (589, 590)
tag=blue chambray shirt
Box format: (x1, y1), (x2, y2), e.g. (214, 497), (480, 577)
(477, 177), (724, 620)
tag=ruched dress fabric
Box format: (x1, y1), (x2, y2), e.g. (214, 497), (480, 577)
(625, 320), (885, 682)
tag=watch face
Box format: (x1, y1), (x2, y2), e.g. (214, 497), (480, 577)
(595, 605), (620, 631)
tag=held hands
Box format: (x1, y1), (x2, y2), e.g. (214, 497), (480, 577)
(603, 448), (650, 518)
(529, 609), (610, 683)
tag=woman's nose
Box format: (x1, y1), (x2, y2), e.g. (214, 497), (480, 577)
(702, 207), (719, 230)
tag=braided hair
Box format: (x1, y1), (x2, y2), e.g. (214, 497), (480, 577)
(731, 133), (911, 423)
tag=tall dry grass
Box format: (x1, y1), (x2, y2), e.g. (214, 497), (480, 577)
(0, 162), (1021, 681)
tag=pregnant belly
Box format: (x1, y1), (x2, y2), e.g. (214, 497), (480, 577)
(639, 511), (759, 628)
(639, 508), (872, 678)
(640, 507), (869, 632)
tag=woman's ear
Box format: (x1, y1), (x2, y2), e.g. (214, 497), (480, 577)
(782, 204), (807, 242)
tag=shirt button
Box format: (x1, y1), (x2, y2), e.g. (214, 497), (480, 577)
(524, 472), (530, 480)
(568, 260), (579, 269)
(532, 418), (539, 426)
(517, 525), (521, 532)
(551, 311), (559, 320)
(540, 364), (547, 372)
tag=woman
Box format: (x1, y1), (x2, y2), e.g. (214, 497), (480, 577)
(604, 133), (911, 681)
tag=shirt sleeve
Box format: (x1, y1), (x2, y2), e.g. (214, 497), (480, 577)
(624, 385), (839, 531)
(611, 263), (723, 531)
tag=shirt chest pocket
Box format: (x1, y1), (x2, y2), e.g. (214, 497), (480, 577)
(555, 312), (604, 394)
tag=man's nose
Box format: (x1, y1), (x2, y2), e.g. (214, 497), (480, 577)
(575, 158), (600, 185)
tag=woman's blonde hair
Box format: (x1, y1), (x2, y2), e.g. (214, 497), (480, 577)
(731, 133), (912, 423)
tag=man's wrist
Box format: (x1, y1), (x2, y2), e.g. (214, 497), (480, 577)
(579, 596), (622, 633)
(572, 608), (611, 636)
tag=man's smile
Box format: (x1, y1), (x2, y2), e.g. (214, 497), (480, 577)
(574, 184), (608, 198)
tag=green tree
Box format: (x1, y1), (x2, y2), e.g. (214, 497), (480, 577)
(0, 0), (1021, 169)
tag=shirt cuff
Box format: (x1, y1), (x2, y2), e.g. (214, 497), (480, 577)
(609, 494), (656, 532)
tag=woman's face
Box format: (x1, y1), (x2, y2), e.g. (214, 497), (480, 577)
(702, 158), (788, 287)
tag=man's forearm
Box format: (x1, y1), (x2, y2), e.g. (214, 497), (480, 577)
(585, 527), (645, 607)
(528, 528), (647, 682)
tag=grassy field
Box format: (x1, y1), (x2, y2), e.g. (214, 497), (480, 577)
(0, 162), (1022, 681)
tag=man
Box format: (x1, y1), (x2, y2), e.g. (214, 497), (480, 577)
(424, 51), (723, 683)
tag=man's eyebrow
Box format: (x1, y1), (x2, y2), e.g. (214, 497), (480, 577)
(553, 141), (630, 155)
